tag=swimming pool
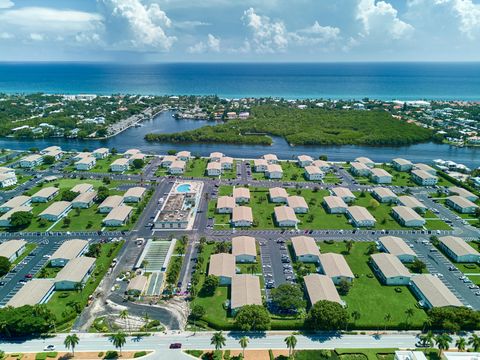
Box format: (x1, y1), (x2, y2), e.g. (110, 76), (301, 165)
(176, 183), (192, 193)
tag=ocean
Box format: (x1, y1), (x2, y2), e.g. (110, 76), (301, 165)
(0, 62), (480, 100)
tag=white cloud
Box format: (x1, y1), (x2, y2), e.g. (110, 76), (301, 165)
(443, 0), (480, 39)
(357, 0), (414, 39)
(242, 7), (288, 53)
(0, 0), (13, 9)
(174, 20), (211, 30)
(187, 33), (220, 53)
(29, 33), (44, 41)
(0, 32), (13, 39)
(99, 0), (176, 51)
(292, 21), (341, 45)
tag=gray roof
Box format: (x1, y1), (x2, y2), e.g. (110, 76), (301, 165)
(232, 236), (257, 257)
(304, 274), (343, 305)
(50, 239), (88, 261)
(209, 253), (235, 279)
(373, 187), (397, 199)
(291, 236), (320, 258)
(1, 195), (31, 210)
(347, 206), (376, 223)
(319, 253), (354, 279)
(379, 236), (416, 257)
(323, 196), (348, 209)
(103, 205), (133, 222)
(392, 206), (425, 222)
(6, 279), (54, 308)
(39, 201), (71, 217)
(447, 196), (479, 209)
(371, 253), (411, 278)
(0, 239), (26, 259)
(231, 274), (262, 309)
(439, 236), (480, 257)
(32, 187), (58, 199)
(72, 191), (97, 204)
(398, 196), (426, 210)
(411, 274), (463, 308)
(55, 256), (96, 283)
(99, 195), (124, 209)
(71, 183), (94, 193)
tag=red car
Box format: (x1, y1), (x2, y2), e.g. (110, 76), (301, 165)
(169, 343), (182, 349)
(25, 274), (33, 279)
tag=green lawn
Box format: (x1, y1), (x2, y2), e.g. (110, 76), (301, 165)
(46, 241), (123, 330)
(321, 241), (428, 329)
(36, 264), (62, 278)
(184, 158), (208, 178)
(11, 243), (37, 267)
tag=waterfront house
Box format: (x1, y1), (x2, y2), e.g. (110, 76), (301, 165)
(269, 187), (288, 203)
(304, 166), (324, 181)
(413, 163), (436, 175)
(231, 275), (262, 314)
(161, 155), (177, 168)
(216, 196), (235, 214)
(102, 205), (133, 226)
(411, 169), (438, 186)
(318, 253), (354, 284)
(287, 196), (309, 213)
(209, 152), (224, 162)
(124, 149), (141, 158)
(169, 160), (186, 174)
(44, 149), (62, 161)
(54, 256), (96, 290)
(354, 157), (375, 168)
(220, 156), (234, 170)
(41, 146), (61, 155)
(233, 187), (250, 204)
(75, 156), (96, 171)
(71, 191), (97, 209)
(331, 187), (356, 203)
(312, 160), (331, 172)
(208, 253), (235, 285)
(370, 253), (411, 285)
(350, 162), (371, 176)
(391, 206), (426, 227)
(438, 236), (480, 263)
(129, 153), (146, 165)
(31, 187), (59, 203)
(232, 236), (257, 263)
(291, 236), (320, 263)
(446, 195), (479, 214)
(19, 154), (43, 168)
(110, 158), (130, 172)
(207, 162), (222, 176)
(176, 151), (191, 161)
(50, 239), (88, 267)
(410, 274), (462, 309)
(372, 187), (398, 203)
(379, 236), (417, 263)
(123, 187), (146, 203)
(262, 154), (278, 164)
(92, 147), (109, 159)
(99, 195), (124, 213)
(392, 158), (413, 172)
(274, 206), (299, 227)
(266, 164), (283, 179)
(253, 159), (268, 172)
(347, 206), (376, 227)
(297, 154), (314, 167)
(39, 201), (71, 221)
(232, 206), (253, 227)
(304, 274), (344, 307)
(323, 196), (348, 214)
(370, 168), (393, 184)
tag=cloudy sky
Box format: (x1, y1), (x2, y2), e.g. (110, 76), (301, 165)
(0, 0), (479, 62)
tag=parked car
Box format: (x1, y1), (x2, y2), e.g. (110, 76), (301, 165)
(169, 343), (182, 349)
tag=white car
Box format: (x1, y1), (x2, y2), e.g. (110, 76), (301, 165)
(44, 345), (55, 351)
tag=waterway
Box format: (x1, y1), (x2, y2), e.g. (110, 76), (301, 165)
(0, 111), (479, 168)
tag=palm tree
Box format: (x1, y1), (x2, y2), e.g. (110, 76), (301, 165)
(143, 312), (150, 331)
(456, 337), (467, 352)
(285, 335), (297, 359)
(210, 331), (226, 351)
(119, 309), (129, 333)
(422, 318), (433, 333)
(109, 332), (127, 355)
(469, 334), (480, 352)
(435, 333), (452, 356)
(239, 336), (249, 358)
(419, 331), (434, 348)
(64, 334), (80, 356)
(404, 308), (414, 328)
(384, 313), (392, 332)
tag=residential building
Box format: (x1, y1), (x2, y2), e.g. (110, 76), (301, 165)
(448, 187), (478, 202)
(233, 187), (250, 204)
(312, 160), (331, 172)
(438, 236), (480, 263)
(303, 274), (344, 306)
(209, 152), (224, 162)
(92, 147), (109, 159)
(123, 187), (146, 203)
(318, 253), (354, 284)
(110, 158), (130, 172)
(253, 159), (268, 172)
(176, 151), (191, 161)
(41, 146), (61, 155)
(304, 166), (323, 181)
(0, 195), (31, 213)
(208, 253), (235, 285)
(50, 239), (88, 267)
(216, 196), (235, 213)
(291, 236), (320, 263)
(6, 279), (54, 307)
(169, 160), (186, 174)
(411, 170), (438, 186)
(19, 154), (43, 168)
(71, 191), (97, 209)
(232, 206), (253, 227)
(71, 183), (94, 194)
(397, 196), (427, 213)
(391, 206), (426, 227)
(161, 155), (177, 168)
(0, 173), (16, 188)
(220, 156), (234, 170)
(350, 162), (371, 176)
(124, 149), (141, 158)
(39, 201), (72, 221)
(98, 195), (124, 213)
(347, 206), (376, 227)
(379, 236), (416, 262)
(370, 168), (393, 184)
(392, 158), (413, 171)
(355, 157), (375, 168)
(269, 187), (288, 203)
(102, 205), (133, 226)
(394, 351), (427, 360)
(323, 196), (348, 214)
(410, 274), (462, 309)
(75, 156), (96, 170)
(372, 187), (398, 203)
(54, 256), (96, 290)
(287, 196), (309, 213)
(262, 153), (278, 164)
(44, 149), (63, 161)
(232, 236), (257, 263)
(31, 187), (58, 203)
(129, 153), (146, 164)
(72, 152), (91, 162)
(0, 239), (26, 261)
(0, 206), (32, 227)
(414, 163), (436, 175)
(274, 206), (299, 227)
(297, 154), (314, 167)
(332, 187), (356, 203)
(370, 253), (411, 285)
(446, 195), (479, 214)
(207, 162), (222, 176)
(266, 164), (283, 179)
(231, 274), (262, 314)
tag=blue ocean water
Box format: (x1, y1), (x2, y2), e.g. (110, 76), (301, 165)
(0, 62), (479, 100)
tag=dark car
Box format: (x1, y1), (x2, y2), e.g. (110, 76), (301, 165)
(169, 343), (182, 349)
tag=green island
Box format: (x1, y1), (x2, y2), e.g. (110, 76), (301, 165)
(145, 105), (433, 146)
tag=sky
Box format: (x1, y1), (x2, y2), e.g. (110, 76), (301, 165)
(0, 0), (479, 62)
